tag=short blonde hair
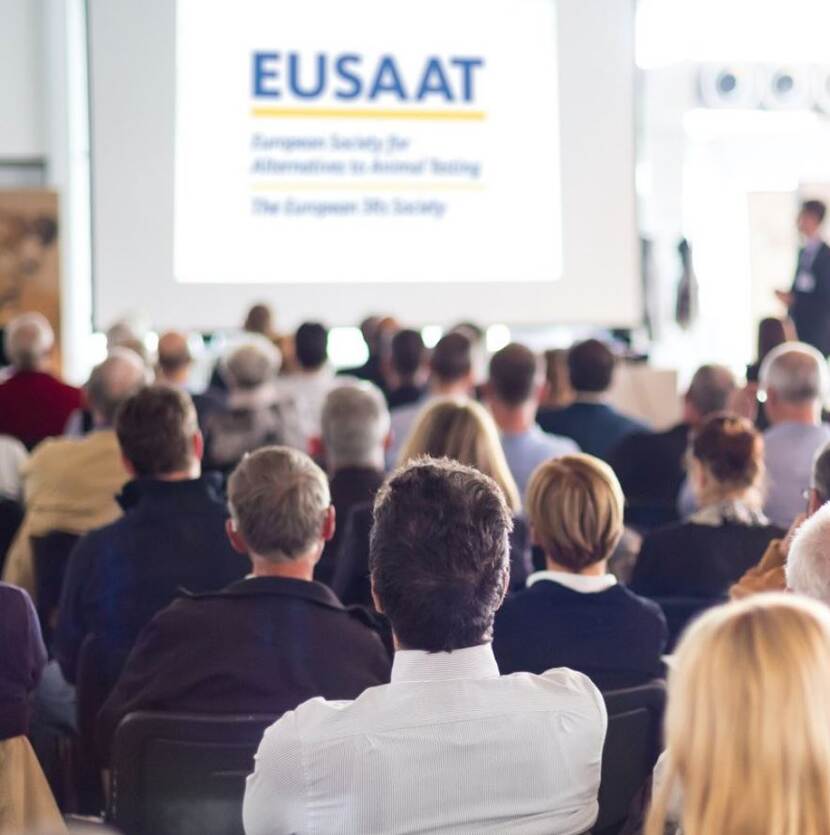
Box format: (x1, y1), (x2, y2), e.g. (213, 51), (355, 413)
(526, 454), (623, 571)
(646, 594), (830, 835)
(398, 398), (520, 513)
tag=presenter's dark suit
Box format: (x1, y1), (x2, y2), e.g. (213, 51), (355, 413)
(791, 240), (830, 356)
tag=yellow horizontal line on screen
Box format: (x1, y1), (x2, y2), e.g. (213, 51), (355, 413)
(251, 106), (486, 121)
(251, 182), (486, 191)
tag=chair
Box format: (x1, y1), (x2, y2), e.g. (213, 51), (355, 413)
(593, 680), (666, 835)
(108, 711), (279, 835)
(31, 530), (80, 645)
(651, 596), (726, 652)
(0, 497), (23, 576)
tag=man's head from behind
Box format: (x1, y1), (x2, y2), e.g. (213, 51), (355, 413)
(806, 442), (830, 516)
(87, 348), (147, 428)
(295, 322), (329, 371)
(5, 312), (54, 372)
(684, 364), (736, 427)
(390, 328), (426, 385)
(798, 199), (826, 238)
(487, 343), (543, 411)
(156, 331), (193, 385)
(320, 382), (389, 473)
(116, 384), (201, 479)
(224, 342), (281, 391)
(370, 457), (513, 652)
(786, 502), (830, 604)
(429, 332), (473, 392)
(760, 342), (827, 425)
(227, 446), (333, 568)
(567, 339), (615, 394)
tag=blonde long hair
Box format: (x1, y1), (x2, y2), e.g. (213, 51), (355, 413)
(646, 594), (830, 835)
(398, 398), (521, 513)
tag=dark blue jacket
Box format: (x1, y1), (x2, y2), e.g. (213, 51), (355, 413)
(537, 402), (650, 462)
(0, 583), (46, 739)
(493, 580), (667, 690)
(55, 475), (248, 685)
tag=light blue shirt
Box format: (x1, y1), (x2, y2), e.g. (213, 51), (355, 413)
(500, 425), (579, 500)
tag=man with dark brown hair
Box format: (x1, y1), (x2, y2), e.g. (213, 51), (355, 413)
(54, 385), (247, 691)
(244, 457), (607, 835)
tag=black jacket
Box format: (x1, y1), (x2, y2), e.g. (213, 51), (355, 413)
(791, 241), (830, 355)
(493, 580), (667, 691)
(96, 576), (391, 763)
(630, 520), (785, 598)
(55, 475), (248, 685)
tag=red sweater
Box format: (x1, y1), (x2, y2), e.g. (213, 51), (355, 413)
(0, 370), (83, 449)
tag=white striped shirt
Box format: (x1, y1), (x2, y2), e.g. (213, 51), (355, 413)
(243, 643), (607, 834)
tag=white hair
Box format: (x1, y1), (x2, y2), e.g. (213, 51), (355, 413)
(223, 341), (282, 391)
(321, 382), (390, 471)
(787, 503), (830, 604)
(759, 342), (829, 406)
(5, 312), (54, 370)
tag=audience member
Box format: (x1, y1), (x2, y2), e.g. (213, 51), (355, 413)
(204, 341), (298, 471)
(758, 342), (830, 528)
(0, 582), (65, 834)
(244, 458), (607, 835)
(334, 399), (532, 608)
(743, 317), (795, 430)
(611, 364), (735, 522)
(0, 313), (83, 448)
(96, 447), (390, 763)
(494, 455), (667, 689)
(0, 433), (27, 501)
(385, 328), (428, 409)
(243, 303), (276, 341)
(647, 595), (830, 835)
(486, 343), (578, 497)
(631, 414), (784, 598)
(274, 322), (338, 448)
(387, 331), (474, 467)
(312, 383), (389, 586)
(537, 338), (649, 460)
(55, 386), (247, 692)
(2, 350), (145, 593)
(785, 501), (830, 604)
(540, 348), (575, 411)
(339, 315), (398, 395)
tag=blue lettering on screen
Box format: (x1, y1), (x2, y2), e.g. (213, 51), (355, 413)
(252, 52), (484, 103)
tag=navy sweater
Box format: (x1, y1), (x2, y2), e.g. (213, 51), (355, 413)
(493, 580), (667, 691)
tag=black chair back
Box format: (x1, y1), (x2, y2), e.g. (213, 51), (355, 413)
(0, 497), (23, 576)
(109, 711), (278, 835)
(594, 680), (666, 835)
(31, 530), (80, 645)
(652, 596), (726, 651)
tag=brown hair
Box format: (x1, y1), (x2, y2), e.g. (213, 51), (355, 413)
(526, 454), (624, 572)
(691, 413), (763, 492)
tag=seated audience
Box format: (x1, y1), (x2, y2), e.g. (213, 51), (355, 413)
(2, 350), (145, 593)
(0, 313), (83, 448)
(96, 446), (390, 763)
(537, 338), (649, 460)
(244, 458), (607, 835)
(731, 441), (830, 599)
(611, 364), (735, 522)
(274, 322), (338, 448)
(338, 315), (398, 395)
(55, 385), (247, 690)
(204, 341), (298, 471)
(385, 328), (428, 409)
(0, 582), (65, 834)
(743, 316), (795, 429)
(493, 455), (667, 689)
(312, 383), (389, 585)
(758, 343), (830, 528)
(647, 595), (830, 835)
(334, 398), (531, 608)
(386, 331), (474, 467)
(631, 414), (785, 598)
(486, 342), (578, 497)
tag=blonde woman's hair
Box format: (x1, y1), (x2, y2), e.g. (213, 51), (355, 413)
(398, 398), (521, 513)
(646, 593), (830, 835)
(526, 454), (624, 572)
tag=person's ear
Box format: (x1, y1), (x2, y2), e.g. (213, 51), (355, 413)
(497, 564), (510, 609)
(321, 505), (335, 543)
(192, 430), (204, 462)
(809, 488), (823, 516)
(121, 455), (136, 478)
(225, 518), (248, 554)
(370, 576), (384, 614)
(308, 436), (324, 460)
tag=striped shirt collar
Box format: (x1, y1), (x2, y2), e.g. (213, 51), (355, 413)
(391, 643), (500, 683)
(527, 570), (617, 593)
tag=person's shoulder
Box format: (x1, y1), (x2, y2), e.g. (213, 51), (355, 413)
(536, 427), (579, 455)
(0, 581), (33, 611)
(614, 583), (667, 619)
(504, 666), (606, 716)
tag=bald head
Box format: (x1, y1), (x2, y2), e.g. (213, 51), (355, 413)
(5, 312), (54, 371)
(157, 330), (193, 384)
(87, 348), (147, 427)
